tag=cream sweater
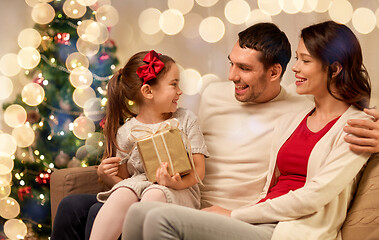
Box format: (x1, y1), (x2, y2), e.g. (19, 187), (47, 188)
(231, 105), (372, 240)
(199, 81), (311, 210)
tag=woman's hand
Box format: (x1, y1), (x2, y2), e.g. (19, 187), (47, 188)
(155, 162), (183, 189)
(344, 108), (379, 154)
(97, 157), (120, 178)
(202, 205), (232, 217)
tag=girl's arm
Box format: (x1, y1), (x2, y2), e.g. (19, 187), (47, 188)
(97, 157), (130, 188)
(156, 153), (205, 190)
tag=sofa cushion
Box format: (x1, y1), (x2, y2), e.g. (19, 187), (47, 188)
(341, 154), (379, 239)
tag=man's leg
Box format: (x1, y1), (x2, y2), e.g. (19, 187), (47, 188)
(144, 204), (275, 240)
(84, 202), (103, 240)
(51, 194), (98, 240)
(122, 202), (171, 240)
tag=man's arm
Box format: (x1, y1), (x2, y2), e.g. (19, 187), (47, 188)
(344, 108), (379, 154)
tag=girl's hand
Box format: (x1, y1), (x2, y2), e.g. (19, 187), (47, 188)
(97, 157), (120, 178)
(202, 205), (232, 217)
(156, 162), (182, 188)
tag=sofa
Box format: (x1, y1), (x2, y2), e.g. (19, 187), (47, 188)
(50, 153), (379, 239)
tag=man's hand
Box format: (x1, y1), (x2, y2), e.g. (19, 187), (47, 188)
(97, 157), (120, 177)
(344, 108), (379, 154)
(201, 205), (232, 217)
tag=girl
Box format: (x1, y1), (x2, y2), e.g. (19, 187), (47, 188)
(89, 50), (208, 240)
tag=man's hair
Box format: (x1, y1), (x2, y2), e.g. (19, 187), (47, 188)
(238, 22), (291, 78)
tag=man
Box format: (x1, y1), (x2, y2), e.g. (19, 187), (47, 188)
(121, 22), (379, 240)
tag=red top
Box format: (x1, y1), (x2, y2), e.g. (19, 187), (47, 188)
(258, 110), (340, 203)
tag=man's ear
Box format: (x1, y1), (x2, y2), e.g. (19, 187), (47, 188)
(140, 84), (153, 99)
(330, 62), (342, 78)
(270, 63), (282, 82)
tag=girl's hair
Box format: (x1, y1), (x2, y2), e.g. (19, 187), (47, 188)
(103, 51), (175, 158)
(301, 21), (371, 110)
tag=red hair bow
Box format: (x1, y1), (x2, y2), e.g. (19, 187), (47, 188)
(136, 50), (165, 84)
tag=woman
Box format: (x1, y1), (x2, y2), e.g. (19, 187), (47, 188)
(122, 21), (373, 240)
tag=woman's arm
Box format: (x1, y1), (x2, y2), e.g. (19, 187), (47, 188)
(155, 153), (205, 190)
(231, 133), (371, 224)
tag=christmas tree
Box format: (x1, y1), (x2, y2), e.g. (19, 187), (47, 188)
(0, 0), (119, 238)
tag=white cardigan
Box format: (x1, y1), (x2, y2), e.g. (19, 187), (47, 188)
(231, 105), (372, 240)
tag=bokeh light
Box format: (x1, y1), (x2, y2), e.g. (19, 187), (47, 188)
(25, 0), (40, 7)
(0, 185), (11, 199)
(0, 197), (20, 219)
(12, 125), (35, 148)
(83, 98), (105, 121)
(328, 0), (353, 24)
(279, 0), (304, 14)
(245, 9), (272, 26)
(352, 8), (376, 34)
(31, 2), (55, 25)
(376, 8), (379, 28)
(95, 5), (119, 27)
(301, 0), (318, 13)
(201, 73), (221, 93)
(314, 0), (331, 13)
(77, 19), (95, 39)
(18, 28), (42, 49)
(0, 173), (12, 187)
(72, 116), (96, 139)
(77, 0), (98, 6)
(21, 82), (45, 106)
(69, 66), (93, 89)
(159, 9), (185, 35)
(0, 153), (14, 175)
(195, 0), (218, 7)
(0, 53), (22, 77)
(0, 134), (17, 156)
(140, 31), (165, 46)
(73, 87), (96, 107)
(0, 76), (14, 100)
(225, 0), (251, 25)
(17, 47), (41, 70)
(85, 21), (109, 44)
(181, 13), (202, 39)
(4, 219), (27, 240)
(168, 0), (194, 15)
(66, 52), (90, 71)
(199, 17), (225, 43)
(180, 69), (202, 95)
(76, 144), (98, 160)
(139, 8), (162, 35)
(63, 0), (87, 19)
(76, 38), (100, 56)
(4, 104), (27, 128)
(258, 0), (282, 16)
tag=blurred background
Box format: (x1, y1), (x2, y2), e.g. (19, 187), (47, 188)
(0, 0), (378, 239)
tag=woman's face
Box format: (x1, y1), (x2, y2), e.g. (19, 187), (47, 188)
(292, 38), (329, 98)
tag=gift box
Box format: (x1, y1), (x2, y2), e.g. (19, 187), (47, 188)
(137, 127), (192, 183)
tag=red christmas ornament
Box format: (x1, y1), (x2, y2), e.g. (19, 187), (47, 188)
(33, 76), (44, 85)
(35, 172), (51, 185)
(99, 53), (110, 62)
(99, 117), (106, 129)
(18, 186), (33, 201)
(54, 33), (70, 45)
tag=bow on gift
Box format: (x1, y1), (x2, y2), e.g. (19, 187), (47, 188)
(136, 50), (165, 85)
(120, 118), (202, 185)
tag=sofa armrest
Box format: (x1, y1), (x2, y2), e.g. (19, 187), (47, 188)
(50, 166), (108, 224)
(341, 154), (379, 239)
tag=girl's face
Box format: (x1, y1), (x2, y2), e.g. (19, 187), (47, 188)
(151, 63), (182, 114)
(292, 38), (329, 98)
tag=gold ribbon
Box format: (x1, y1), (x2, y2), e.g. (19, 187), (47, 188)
(120, 118), (202, 185)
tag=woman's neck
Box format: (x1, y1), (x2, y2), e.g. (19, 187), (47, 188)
(307, 94), (349, 132)
(136, 106), (172, 124)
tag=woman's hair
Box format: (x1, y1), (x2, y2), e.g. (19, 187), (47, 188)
(301, 21), (371, 110)
(103, 51), (175, 158)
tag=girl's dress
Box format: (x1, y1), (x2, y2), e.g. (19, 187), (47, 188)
(97, 108), (209, 209)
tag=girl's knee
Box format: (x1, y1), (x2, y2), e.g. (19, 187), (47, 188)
(141, 188), (166, 202)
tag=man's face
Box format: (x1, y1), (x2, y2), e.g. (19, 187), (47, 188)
(228, 42), (271, 103)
